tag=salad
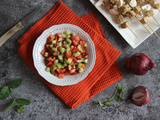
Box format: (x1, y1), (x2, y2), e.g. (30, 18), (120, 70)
(41, 31), (88, 79)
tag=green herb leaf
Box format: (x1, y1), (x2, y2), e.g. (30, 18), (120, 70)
(99, 100), (104, 107)
(16, 98), (30, 106)
(104, 100), (111, 105)
(17, 105), (24, 114)
(8, 79), (22, 89)
(115, 95), (123, 102)
(0, 86), (10, 100)
(6, 99), (16, 110)
(118, 87), (123, 94)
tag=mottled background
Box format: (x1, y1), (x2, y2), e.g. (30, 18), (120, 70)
(0, 0), (160, 120)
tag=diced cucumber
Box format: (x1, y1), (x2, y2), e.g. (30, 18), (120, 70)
(62, 33), (66, 38)
(50, 44), (54, 48)
(58, 55), (63, 60)
(68, 65), (72, 70)
(50, 70), (55, 74)
(73, 52), (80, 57)
(83, 59), (88, 64)
(77, 45), (83, 52)
(57, 63), (63, 68)
(79, 68), (84, 73)
(64, 31), (70, 36)
(52, 64), (57, 70)
(58, 38), (62, 42)
(67, 58), (72, 64)
(65, 44), (70, 48)
(63, 41), (67, 44)
(52, 40), (56, 44)
(67, 38), (72, 44)
(72, 33), (76, 36)
(45, 67), (50, 72)
(66, 35), (71, 38)
(57, 42), (62, 47)
(66, 47), (70, 52)
(78, 63), (82, 69)
(54, 59), (59, 64)
(60, 47), (66, 53)
(51, 47), (57, 51)
(44, 52), (49, 57)
(63, 63), (67, 67)
(84, 43), (87, 47)
(73, 65), (76, 68)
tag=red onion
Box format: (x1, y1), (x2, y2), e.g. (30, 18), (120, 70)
(126, 53), (157, 75)
(131, 86), (149, 106)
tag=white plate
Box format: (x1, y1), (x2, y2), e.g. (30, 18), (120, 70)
(33, 24), (96, 86)
(90, 0), (160, 48)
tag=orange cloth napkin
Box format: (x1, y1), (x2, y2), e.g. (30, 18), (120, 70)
(18, 0), (122, 109)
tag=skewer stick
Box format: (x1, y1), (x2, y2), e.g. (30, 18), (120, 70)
(128, 26), (140, 40)
(146, 23), (159, 38)
(152, 16), (160, 26)
(135, 16), (151, 34)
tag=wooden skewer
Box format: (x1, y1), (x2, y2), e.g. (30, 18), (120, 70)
(135, 16), (151, 34)
(146, 23), (159, 38)
(152, 16), (160, 26)
(128, 26), (140, 40)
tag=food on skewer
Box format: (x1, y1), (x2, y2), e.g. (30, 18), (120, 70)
(140, 17), (159, 38)
(94, 0), (160, 39)
(119, 4), (132, 15)
(129, 0), (137, 8)
(117, 14), (124, 24)
(133, 6), (143, 16)
(144, 10), (160, 26)
(121, 21), (140, 39)
(125, 10), (151, 33)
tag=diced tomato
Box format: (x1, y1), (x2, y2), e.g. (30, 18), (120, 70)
(47, 56), (55, 62)
(72, 48), (79, 52)
(72, 40), (79, 47)
(81, 64), (85, 69)
(77, 55), (82, 59)
(70, 61), (75, 66)
(70, 36), (80, 41)
(47, 62), (53, 67)
(60, 68), (66, 74)
(77, 59), (83, 63)
(71, 71), (78, 75)
(70, 45), (74, 50)
(81, 47), (86, 54)
(80, 40), (87, 46)
(58, 74), (65, 79)
(64, 71), (70, 76)
(54, 71), (59, 77)
(66, 51), (72, 58)
(69, 69), (76, 74)
(56, 68), (61, 73)
(54, 35), (58, 40)
(53, 51), (58, 56)
(57, 46), (60, 51)
(57, 33), (62, 38)
(41, 48), (47, 56)
(45, 43), (50, 51)
(62, 37), (66, 41)
(82, 54), (88, 59)
(47, 35), (55, 43)
(70, 56), (77, 62)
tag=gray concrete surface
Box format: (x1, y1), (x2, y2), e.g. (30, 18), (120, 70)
(0, 0), (160, 120)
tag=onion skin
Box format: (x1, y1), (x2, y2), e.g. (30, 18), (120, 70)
(132, 86), (149, 106)
(126, 53), (157, 75)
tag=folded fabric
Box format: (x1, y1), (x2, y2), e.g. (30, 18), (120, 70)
(18, 0), (122, 109)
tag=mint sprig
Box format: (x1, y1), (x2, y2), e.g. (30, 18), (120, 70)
(0, 79), (30, 113)
(99, 84), (129, 106)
